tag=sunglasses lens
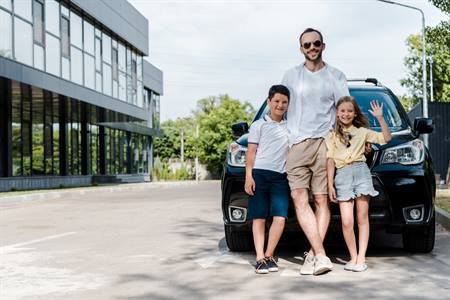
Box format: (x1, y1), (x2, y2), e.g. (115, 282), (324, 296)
(313, 40), (322, 47)
(303, 42), (311, 49)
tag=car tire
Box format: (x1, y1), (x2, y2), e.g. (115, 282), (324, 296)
(224, 225), (253, 252)
(402, 212), (435, 253)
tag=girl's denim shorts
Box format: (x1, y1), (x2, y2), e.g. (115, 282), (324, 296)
(334, 162), (378, 201)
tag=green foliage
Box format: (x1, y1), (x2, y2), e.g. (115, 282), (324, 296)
(153, 94), (255, 177)
(401, 20), (450, 105)
(429, 0), (449, 14)
(194, 95), (254, 175)
(151, 156), (194, 181)
(397, 94), (413, 112)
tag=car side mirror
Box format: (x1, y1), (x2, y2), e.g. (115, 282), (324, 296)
(231, 122), (249, 138)
(414, 117), (434, 134)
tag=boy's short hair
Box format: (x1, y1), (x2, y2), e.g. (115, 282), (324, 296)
(268, 85), (290, 101)
(299, 28), (324, 44)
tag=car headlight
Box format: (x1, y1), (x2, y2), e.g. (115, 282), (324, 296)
(381, 139), (425, 165)
(227, 142), (247, 167)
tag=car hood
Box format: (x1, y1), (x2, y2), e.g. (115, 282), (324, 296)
(235, 128), (417, 150)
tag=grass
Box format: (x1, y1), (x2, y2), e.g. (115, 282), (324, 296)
(436, 189), (450, 213)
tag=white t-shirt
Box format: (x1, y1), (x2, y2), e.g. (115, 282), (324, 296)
(281, 63), (350, 147)
(247, 114), (289, 173)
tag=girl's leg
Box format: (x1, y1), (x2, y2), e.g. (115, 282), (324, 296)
(252, 219), (266, 261)
(356, 196), (370, 264)
(265, 216), (286, 257)
(339, 200), (358, 263)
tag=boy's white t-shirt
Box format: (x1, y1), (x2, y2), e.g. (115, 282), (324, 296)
(282, 64), (350, 147)
(247, 114), (289, 173)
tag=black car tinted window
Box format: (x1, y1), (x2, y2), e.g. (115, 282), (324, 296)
(351, 90), (407, 132)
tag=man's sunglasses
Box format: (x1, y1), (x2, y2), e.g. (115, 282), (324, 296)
(302, 40), (322, 49)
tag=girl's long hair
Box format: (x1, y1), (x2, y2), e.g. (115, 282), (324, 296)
(334, 96), (369, 144)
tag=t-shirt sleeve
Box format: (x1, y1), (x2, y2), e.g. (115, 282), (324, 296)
(365, 128), (387, 145)
(324, 131), (336, 159)
(334, 71), (350, 103)
(248, 121), (262, 144)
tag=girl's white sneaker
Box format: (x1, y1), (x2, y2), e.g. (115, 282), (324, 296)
(344, 262), (355, 271)
(352, 263), (368, 272)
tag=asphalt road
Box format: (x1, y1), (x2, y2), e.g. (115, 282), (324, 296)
(1, 181), (449, 300)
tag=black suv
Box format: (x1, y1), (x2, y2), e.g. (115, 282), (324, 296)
(221, 79), (435, 253)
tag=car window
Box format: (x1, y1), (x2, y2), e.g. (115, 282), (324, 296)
(351, 90), (408, 132)
(253, 89), (408, 133)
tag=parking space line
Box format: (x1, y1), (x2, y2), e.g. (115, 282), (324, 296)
(1, 232), (77, 250)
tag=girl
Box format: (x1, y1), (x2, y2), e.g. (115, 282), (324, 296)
(325, 96), (392, 272)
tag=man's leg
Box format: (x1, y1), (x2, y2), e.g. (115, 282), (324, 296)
(291, 188), (326, 256)
(307, 194), (330, 256)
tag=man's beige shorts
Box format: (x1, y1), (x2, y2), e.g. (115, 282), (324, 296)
(286, 138), (328, 195)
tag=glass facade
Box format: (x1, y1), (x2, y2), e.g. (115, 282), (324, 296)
(5, 79), (152, 177)
(0, 0), (146, 107)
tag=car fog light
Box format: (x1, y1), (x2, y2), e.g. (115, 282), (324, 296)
(232, 209), (243, 220)
(409, 209), (421, 220)
(402, 205), (424, 223)
(229, 206), (247, 223)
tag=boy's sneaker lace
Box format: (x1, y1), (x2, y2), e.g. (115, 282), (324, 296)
(300, 252), (315, 275)
(255, 259), (269, 274)
(313, 255), (333, 275)
(264, 256), (279, 272)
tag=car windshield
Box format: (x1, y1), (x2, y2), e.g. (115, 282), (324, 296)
(253, 89), (409, 133)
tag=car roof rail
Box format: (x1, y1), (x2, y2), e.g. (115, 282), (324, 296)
(347, 78), (381, 86)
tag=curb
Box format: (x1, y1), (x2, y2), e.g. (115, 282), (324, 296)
(0, 180), (220, 204)
(436, 206), (450, 232)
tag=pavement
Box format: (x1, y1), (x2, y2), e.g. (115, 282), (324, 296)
(1, 181), (449, 300)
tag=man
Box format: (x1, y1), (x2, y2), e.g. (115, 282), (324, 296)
(281, 28), (350, 276)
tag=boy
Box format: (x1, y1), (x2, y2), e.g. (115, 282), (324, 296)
(245, 85), (290, 274)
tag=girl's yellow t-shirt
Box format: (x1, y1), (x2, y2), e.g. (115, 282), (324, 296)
(325, 125), (387, 169)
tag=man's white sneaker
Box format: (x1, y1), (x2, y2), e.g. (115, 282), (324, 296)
(300, 252), (315, 275)
(313, 255), (333, 275)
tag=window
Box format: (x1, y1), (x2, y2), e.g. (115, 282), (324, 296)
(84, 53), (95, 89)
(95, 72), (102, 93)
(71, 46), (83, 85)
(112, 48), (118, 81)
(95, 36), (101, 71)
(118, 72), (126, 101)
(118, 43), (125, 73)
(103, 63), (112, 96)
(61, 16), (70, 57)
(83, 20), (94, 55)
(131, 58), (137, 89)
(33, 0), (44, 45)
(14, 17), (33, 66)
(14, 0), (32, 21)
(0, 10), (13, 58)
(33, 44), (44, 70)
(62, 57), (70, 80)
(102, 33), (111, 64)
(45, 0), (59, 37)
(0, 0), (11, 11)
(70, 12), (82, 48)
(46, 33), (60, 76)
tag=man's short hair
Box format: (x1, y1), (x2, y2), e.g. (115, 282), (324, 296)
(268, 85), (290, 101)
(299, 28), (324, 44)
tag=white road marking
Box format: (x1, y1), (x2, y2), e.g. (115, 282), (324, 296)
(1, 232), (77, 251)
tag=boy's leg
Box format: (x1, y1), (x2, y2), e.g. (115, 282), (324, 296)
(355, 196), (370, 264)
(339, 200), (358, 263)
(265, 216), (285, 257)
(252, 219), (266, 261)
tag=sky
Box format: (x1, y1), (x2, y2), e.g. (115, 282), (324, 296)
(129, 0), (448, 121)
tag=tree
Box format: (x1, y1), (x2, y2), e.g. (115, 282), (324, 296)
(153, 117), (196, 160)
(400, 1), (450, 106)
(194, 94), (255, 175)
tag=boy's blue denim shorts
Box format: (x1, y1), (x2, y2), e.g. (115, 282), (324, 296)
(248, 168), (290, 220)
(334, 162), (379, 201)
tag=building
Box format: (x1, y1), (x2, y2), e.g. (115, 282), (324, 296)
(0, 0), (163, 191)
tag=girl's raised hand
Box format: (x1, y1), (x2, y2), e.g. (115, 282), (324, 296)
(368, 100), (384, 119)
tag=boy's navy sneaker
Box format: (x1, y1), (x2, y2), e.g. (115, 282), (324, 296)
(255, 259), (269, 274)
(265, 256), (279, 272)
